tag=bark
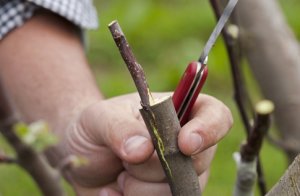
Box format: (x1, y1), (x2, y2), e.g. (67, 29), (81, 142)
(266, 154), (300, 196)
(210, 1), (267, 193)
(236, 0), (300, 161)
(234, 100), (274, 196)
(241, 100), (274, 162)
(109, 21), (201, 196)
(140, 97), (201, 196)
(108, 21), (153, 106)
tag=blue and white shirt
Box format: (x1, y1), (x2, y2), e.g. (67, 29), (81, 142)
(0, 0), (98, 39)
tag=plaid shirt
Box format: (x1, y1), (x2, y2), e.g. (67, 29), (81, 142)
(0, 0), (98, 39)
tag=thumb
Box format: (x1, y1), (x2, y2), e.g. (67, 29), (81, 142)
(79, 100), (154, 164)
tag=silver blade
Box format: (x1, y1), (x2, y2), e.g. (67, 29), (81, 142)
(198, 0), (238, 64)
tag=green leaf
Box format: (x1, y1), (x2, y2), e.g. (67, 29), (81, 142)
(14, 123), (29, 138)
(14, 121), (58, 152)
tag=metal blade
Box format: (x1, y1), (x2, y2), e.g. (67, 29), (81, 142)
(198, 0), (238, 64)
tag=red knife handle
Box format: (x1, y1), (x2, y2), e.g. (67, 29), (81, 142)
(172, 61), (208, 125)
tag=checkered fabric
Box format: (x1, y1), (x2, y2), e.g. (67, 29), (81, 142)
(0, 0), (98, 39)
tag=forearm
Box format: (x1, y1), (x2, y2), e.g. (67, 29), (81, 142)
(0, 11), (102, 135)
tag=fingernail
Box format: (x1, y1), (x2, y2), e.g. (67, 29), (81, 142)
(99, 189), (109, 196)
(124, 136), (148, 156)
(189, 132), (203, 155)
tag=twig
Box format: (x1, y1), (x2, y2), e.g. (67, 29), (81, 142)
(108, 20), (201, 196)
(209, 0), (252, 135)
(209, 0), (267, 194)
(241, 100), (274, 162)
(234, 100), (274, 196)
(108, 21), (153, 106)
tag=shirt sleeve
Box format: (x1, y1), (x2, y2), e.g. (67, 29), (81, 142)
(0, 0), (98, 40)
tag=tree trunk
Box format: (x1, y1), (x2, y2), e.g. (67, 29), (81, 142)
(266, 154), (300, 196)
(236, 0), (300, 161)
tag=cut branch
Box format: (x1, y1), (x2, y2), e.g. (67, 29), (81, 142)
(241, 100), (274, 162)
(109, 20), (201, 196)
(234, 100), (274, 196)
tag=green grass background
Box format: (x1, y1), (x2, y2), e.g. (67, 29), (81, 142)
(1, 0), (299, 195)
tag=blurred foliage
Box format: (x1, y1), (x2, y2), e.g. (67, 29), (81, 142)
(14, 121), (58, 152)
(0, 0), (299, 195)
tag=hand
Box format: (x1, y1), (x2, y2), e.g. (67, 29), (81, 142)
(61, 93), (232, 196)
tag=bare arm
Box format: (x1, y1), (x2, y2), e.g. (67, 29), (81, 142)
(0, 11), (102, 137)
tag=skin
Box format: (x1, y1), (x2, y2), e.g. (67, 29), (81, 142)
(0, 11), (233, 196)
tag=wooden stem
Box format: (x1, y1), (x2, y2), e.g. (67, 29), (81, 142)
(108, 20), (201, 196)
(241, 100), (274, 162)
(209, 0), (252, 135)
(140, 97), (201, 196)
(209, 0), (267, 194)
(234, 100), (274, 196)
(108, 20), (153, 106)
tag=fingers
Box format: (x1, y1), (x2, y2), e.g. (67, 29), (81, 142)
(191, 145), (217, 175)
(75, 181), (122, 196)
(118, 172), (172, 196)
(124, 145), (217, 183)
(79, 97), (154, 164)
(99, 189), (122, 196)
(123, 152), (166, 182)
(178, 94), (233, 155)
(117, 170), (210, 196)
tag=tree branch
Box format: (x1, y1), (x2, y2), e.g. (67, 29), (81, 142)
(108, 21), (153, 106)
(241, 100), (274, 162)
(109, 20), (201, 196)
(235, 0), (300, 161)
(0, 117), (65, 196)
(209, 0), (268, 194)
(209, 0), (253, 135)
(233, 100), (274, 196)
(0, 85), (65, 196)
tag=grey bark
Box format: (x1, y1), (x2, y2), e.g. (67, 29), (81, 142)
(266, 154), (300, 196)
(236, 0), (300, 160)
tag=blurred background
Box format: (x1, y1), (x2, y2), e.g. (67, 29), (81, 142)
(0, 0), (299, 195)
